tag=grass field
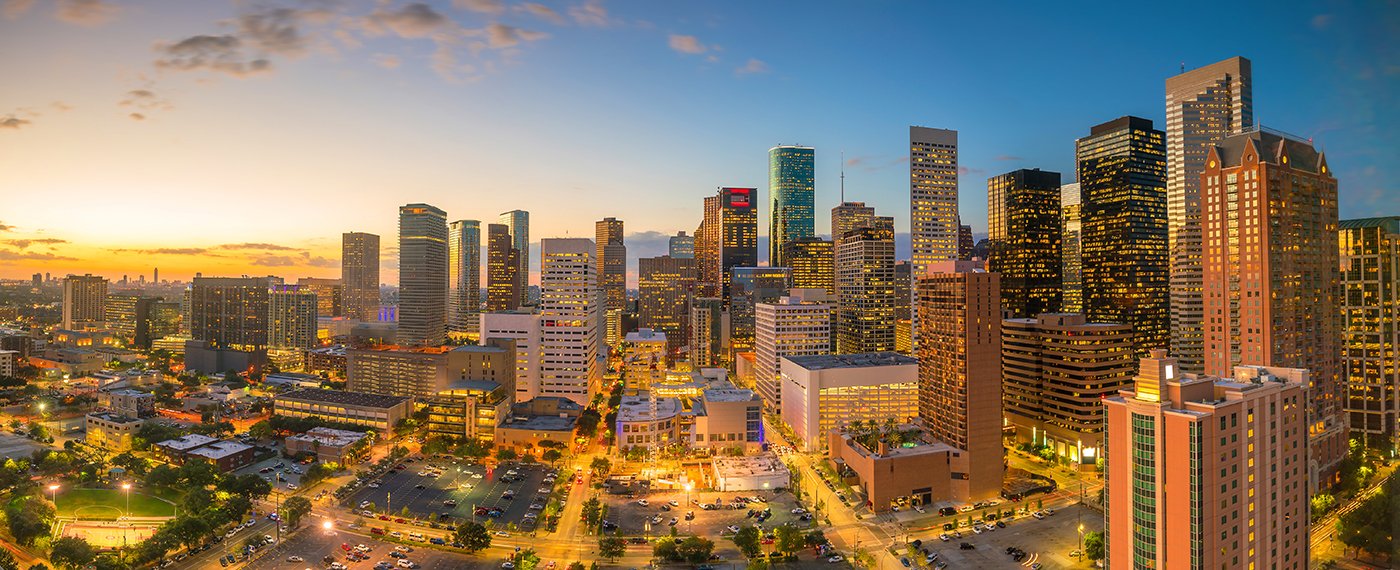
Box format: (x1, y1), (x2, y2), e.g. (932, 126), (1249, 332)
(55, 488), (177, 519)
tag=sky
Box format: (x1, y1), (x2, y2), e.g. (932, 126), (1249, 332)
(1, 0), (1396, 286)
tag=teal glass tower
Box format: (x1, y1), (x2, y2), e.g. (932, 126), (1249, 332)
(768, 145), (815, 267)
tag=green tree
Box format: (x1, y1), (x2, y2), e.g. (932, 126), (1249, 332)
(732, 525), (761, 558)
(589, 457), (610, 477)
(454, 521), (491, 553)
(248, 420), (273, 440)
(566, 562), (585, 570)
(597, 537), (625, 561)
(217, 474), (271, 500)
(1310, 493), (1336, 519)
(652, 539), (678, 561)
(177, 460), (219, 488)
(168, 516), (210, 550)
(0, 544), (17, 570)
(48, 537), (95, 570)
(676, 536), (715, 563)
(575, 409), (601, 438)
(804, 529), (827, 547)
(774, 524), (803, 554)
(5, 496), (55, 546)
(1336, 476), (1400, 559)
(580, 497), (602, 529)
(281, 496), (312, 529)
(1084, 531), (1105, 562)
(541, 449), (562, 464)
(182, 487), (216, 515)
(512, 548), (540, 570)
(495, 448), (518, 462)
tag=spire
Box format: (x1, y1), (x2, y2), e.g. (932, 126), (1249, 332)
(840, 150), (846, 203)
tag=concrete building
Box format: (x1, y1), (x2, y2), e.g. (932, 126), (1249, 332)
(910, 126), (960, 348)
(616, 394), (683, 451)
(712, 454), (790, 492)
(596, 218), (627, 349)
(297, 277), (343, 318)
(498, 210), (531, 309)
(696, 188), (758, 299)
(273, 388), (412, 432)
(487, 223), (523, 312)
(62, 274), (108, 330)
(827, 427), (963, 511)
(987, 168), (1063, 318)
(622, 329), (667, 391)
(780, 352), (918, 451)
(668, 231), (694, 259)
(424, 378), (511, 443)
(690, 297), (728, 369)
(917, 260), (1003, 501)
(831, 202), (876, 253)
(99, 389), (156, 418)
(84, 412), (143, 451)
(495, 397), (582, 451)
(836, 216), (896, 353)
(304, 345), (347, 376)
(1060, 183), (1084, 313)
(691, 388), (763, 454)
(730, 267), (791, 358)
(155, 434), (255, 472)
(268, 284), (318, 350)
(1002, 313), (1133, 464)
(0, 350), (16, 378)
(342, 232), (381, 322)
(1104, 350), (1307, 570)
(285, 427), (370, 464)
(188, 276), (276, 351)
(1202, 129), (1343, 488)
(784, 238), (834, 297)
(754, 291), (832, 410)
(769, 145), (816, 267)
(448, 220), (482, 336)
(348, 342), (515, 398)
(481, 311), (542, 403)
(539, 238), (601, 406)
(263, 372), (324, 390)
(398, 203), (449, 346)
(637, 256), (697, 360)
(1339, 217), (1400, 446)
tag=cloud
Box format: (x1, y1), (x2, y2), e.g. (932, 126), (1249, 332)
(56, 0), (118, 26)
(154, 34), (272, 77)
(1311, 13), (1333, 30)
(0, 222), (11, 231)
(486, 23), (547, 48)
(668, 34), (709, 55)
(128, 113), (145, 121)
(51, 101), (73, 112)
(119, 89), (173, 111)
(0, 249), (78, 262)
(2, 0), (34, 19)
(0, 115), (30, 130)
(993, 154), (1022, 161)
(569, 0), (609, 26)
(735, 58), (768, 75)
(958, 166), (984, 176)
(302, 252), (338, 268)
(235, 7), (310, 57)
(3, 238), (68, 250)
(364, 3), (449, 38)
(217, 242), (299, 251)
(110, 247), (212, 256)
(250, 255), (299, 267)
(373, 53), (402, 69)
(520, 3), (562, 24)
(455, 0), (504, 14)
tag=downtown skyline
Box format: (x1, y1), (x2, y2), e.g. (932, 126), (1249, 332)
(1, 0), (1395, 284)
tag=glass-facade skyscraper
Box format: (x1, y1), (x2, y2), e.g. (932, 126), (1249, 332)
(986, 168), (1063, 318)
(768, 145), (815, 267)
(448, 220), (481, 336)
(498, 210), (530, 308)
(399, 203), (449, 346)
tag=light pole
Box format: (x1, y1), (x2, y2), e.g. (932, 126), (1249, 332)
(1077, 522), (1085, 562)
(683, 482), (693, 533)
(47, 484), (59, 504)
(121, 482), (131, 518)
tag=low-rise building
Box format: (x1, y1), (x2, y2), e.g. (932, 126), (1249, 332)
(616, 394), (682, 451)
(690, 388), (763, 454)
(826, 426), (965, 511)
(712, 454), (790, 491)
(495, 397), (582, 451)
(304, 345), (347, 376)
(273, 388), (412, 432)
(264, 372), (325, 390)
(92, 369), (163, 391)
(0, 350), (18, 378)
(780, 352), (919, 451)
(186, 440), (257, 472)
(424, 379), (511, 443)
(285, 427), (370, 464)
(99, 389), (155, 418)
(84, 412), (144, 451)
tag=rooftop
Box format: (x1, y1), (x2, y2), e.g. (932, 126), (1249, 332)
(449, 345), (510, 354)
(86, 411), (142, 424)
(625, 329), (667, 343)
(703, 388), (760, 403)
(157, 434), (218, 451)
(288, 427), (368, 447)
(443, 379), (501, 393)
(106, 389), (153, 398)
(275, 388), (411, 409)
(712, 454), (790, 478)
(502, 415), (577, 432)
(187, 440), (253, 460)
(783, 352), (917, 370)
(617, 395), (682, 422)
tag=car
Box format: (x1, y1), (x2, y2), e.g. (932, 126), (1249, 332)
(660, 504), (671, 512)
(725, 525), (741, 534)
(356, 544), (371, 552)
(668, 500), (680, 507)
(394, 546), (411, 553)
(500, 564), (515, 570)
(650, 515), (663, 524)
(959, 505), (974, 512)
(394, 518), (406, 524)
(1044, 508), (1056, 516)
(371, 528), (386, 535)
(390, 552), (407, 559)
(286, 483), (298, 490)
(959, 543), (975, 550)
(471, 473), (483, 479)
(939, 534), (950, 542)
(414, 484), (426, 489)
(1032, 511), (1045, 520)
(495, 531), (510, 537)
(972, 527), (983, 534)
(376, 563), (393, 570)
(900, 558), (911, 567)
(429, 538), (445, 545)
(396, 560), (415, 569)
(539, 487), (551, 494)
(791, 507), (807, 515)
(637, 499), (649, 506)
(1031, 564), (1042, 570)
(827, 555), (844, 563)
(668, 517), (678, 526)
(443, 500), (457, 507)
(390, 531), (402, 538)
(939, 507), (957, 516)
(996, 521), (1006, 528)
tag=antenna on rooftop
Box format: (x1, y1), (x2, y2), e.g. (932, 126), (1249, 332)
(1180, 61), (1185, 73)
(840, 150), (846, 203)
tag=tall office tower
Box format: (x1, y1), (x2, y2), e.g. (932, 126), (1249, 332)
(498, 210), (530, 307)
(399, 203), (449, 347)
(719, 188), (759, 299)
(62, 274), (108, 329)
(486, 223), (521, 312)
(910, 126), (959, 350)
(481, 312), (542, 402)
(696, 195), (722, 297)
(595, 218), (627, 348)
(1340, 217), (1400, 446)
(637, 256), (698, 360)
(153, 268), (159, 285)
(1167, 57), (1254, 375)
(1060, 183), (1084, 313)
(1202, 129), (1342, 487)
(268, 284), (318, 350)
(894, 260), (913, 354)
(146, 301), (181, 347)
(448, 220), (482, 335)
(1002, 313), (1132, 464)
(690, 297), (729, 368)
(189, 276), (276, 350)
(1104, 351), (1308, 570)
(831, 202), (876, 245)
(836, 217), (897, 354)
(341, 232), (381, 322)
(987, 168), (1063, 318)
(754, 290), (832, 409)
(769, 146), (815, 267)
(669, 231), (695, 259)
(1077, 116), (1169, 359)
(106, 293), (148, 344)
(785, 238), (834, 295)
(729, 267), (791, 358)
(538, 238), (600, 406)
(958, 224), (974, 260)
(917, 260), (1003, 500)
(297, 277), (343, 318)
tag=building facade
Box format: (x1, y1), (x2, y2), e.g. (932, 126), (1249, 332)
(836, 217), (896, 353)
(754, 291), (832, 409)
(729, 267), (790, 357)
(987, 168), (1063, 318)
(697, 188), (758, 299)
(638, 256), (697, 360)
(189, 276), (275, 351)
(769, 146), (815, 267)
(398, 203), (449, 346)
(297, 277), (343, 318)
(910, 126), (959, 350)
(480, 311), (542, 402)
(273, 388), (411, 432)
(785, 238), (834, 296)
(1060, 183), (1083, 313)
(268, 284), (318, 350)
(62, 274), (108, 330)
(1339, 217), (1400, 446)
(669, 231), (694, 259)
(448, 220), (482, 336)
(486, 223), (522, 312)
(538, 238), (600, 406)
(780, 352), (918, 452)
(596, 217), (627, 348)
(342, 232), (381, 322)
(498, 210), (531, 308)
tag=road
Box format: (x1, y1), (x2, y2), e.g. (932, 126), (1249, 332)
(1310, 465), (1395, 564)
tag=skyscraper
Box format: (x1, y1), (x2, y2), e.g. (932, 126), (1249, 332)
(986, 168), (1063, 318)
(831, 201), (876, 246)
(595, 218), (627, 348)
(958, 223), (974, 261)
(268, 284), (318, 350)
(729, 267), (791, 357)
(910, 126), (959, 349)
(447, 220), (482, 336)
(637, 255), (697, 361)
(690, 297), (728, 368)
(1339, 217), (1400, 447)
(696, 194), (722, 297)
(669, 231), (694, 259)
(486, 223), (521, 312)
(1202, 128), (1343, 487)
(499, 210), (530, 307)
(1104, 351), (1307, 570)
(189, 276), (276, 350)
(62, 274), (108, 329)
(697, 188), (759, 300)
(342, 232), (381, 322)
(917, 260), (1002, 501)
(836, 216), (896, 354)
(1060, 183), (1084, 313)
(399, 203), (449, 347)
(769, 145), (815, 267)
(785, 238), (834, 295)
(1167, 56), (1254, 374)
(754, 290), (832, 409)
(297, 277), (343, 318)
(1076, 116), (1169, 359)
(539, 238), (600, 406)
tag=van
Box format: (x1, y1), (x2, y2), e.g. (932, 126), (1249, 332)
(408, 532), (424, 541)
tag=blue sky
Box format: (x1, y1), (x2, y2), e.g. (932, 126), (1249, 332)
(0, 0), (1394, 282)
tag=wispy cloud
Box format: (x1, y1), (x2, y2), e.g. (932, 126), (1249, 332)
(56, 0), (119, 26)
(735, 58), (768, 76)
(0, 222), (12, 232)
(373, 53), (402, 69)
(250, 255), (298, 267)
(1, 0), (34, 20)
(109, 247), (213, 256)
(0, 249), (78, 262)
(2, 238), (68, 250)
(993, 154), (1022, 161)
(455, 0), (504, 15)
(569, 0), (610, 26)
(119, 89), (173, 120)
(216, 242), (299, 251)
(668, 34), (709, 55)
(0, 115), (31, 130)
(520, 3), (562, 24)
(486, 23), (547, 48)
(154, 34), (272, 77)
(959, 166), (984, 176)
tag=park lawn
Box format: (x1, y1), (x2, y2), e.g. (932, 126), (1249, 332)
(55, 488), (178, 519)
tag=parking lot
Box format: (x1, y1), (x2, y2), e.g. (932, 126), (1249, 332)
(346, 458), (559, 533)
(234, 455), (308, 493)
(234, 525), (495, 570)
(906, 504), (1103, 569)
(603, 488), (812, 538)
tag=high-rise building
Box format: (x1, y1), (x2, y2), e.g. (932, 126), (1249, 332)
(637, 256), (697, 361)
(987, 168), (1063, 318)
(1167, 56), (1253, 375)
(831, 202), (876, 246)
(894, 260), (913, 354)
(669, 231), (694, 259)
(1202, 129), (1343, 487)
(958, 223), (974, 261)
(703, 187), (758, 300)
(1104, 350), (1307, 570)
(910, 126), (959, 350)
(268, 284), (318, 350)
(499, 210), (531, 307)
(1340, 217), (1400, 446)
(189, 276), (276, 350)
(480, 311), (542, 402)
(785, 238), (834, 295)
(539, 238), (600, 406)
(448, 220), (482, 336)
(398, 204), (449, 347)
(486, 223), (521, 312)
(690, 297), (728, 369)
(754, 290), (832, 409)
(729, 267), (790, 358)
(1077, 116), (1169, 358)
(696, 195), (722, 297)
(836, 217), (896, 354)
(105, 293), (142, 343)
(595, 218), (627, 348)
(1060, 183), (1084, 313)
(297, 277), (343, 318)
(62, 274), (108, 329)
(917, 260), (1002, 500)
(112, 295), (181, 349)
(341, 232), (380, 322)
(1002, 313), (1132, 464)
(769, 145), (815, 267)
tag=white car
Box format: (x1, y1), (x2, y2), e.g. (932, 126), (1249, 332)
(972, 526), (983, 534)
(394, 546), (410, 553)
(361, 510), (374, 517)
(637, 499), (649, 506)
(938, 534), (950, 542)
(726, 525), (741, 534)
(668, 500), (679, 507)
(1032, 511), (1045, 520)
(396, 560), (414, 569)
(827, 555), (844, 563)
(286, 484), (298, 490)
(471, 473), (483, 479)
(495, 531), (510, 538)
(287, 556), (304, 562)
(390, 531), (402, 538)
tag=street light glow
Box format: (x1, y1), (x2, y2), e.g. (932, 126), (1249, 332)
(323, 520), (333, 530)
(122, 483), (131, 490)
(48, 484), (59, 492)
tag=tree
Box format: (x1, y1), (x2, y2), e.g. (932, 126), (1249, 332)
(1310, 493), (1336, 519)
(774, 524), (803, 554)
(454, 521), (491, 553)
(301, 461), (341, 486)
(512, 548), (540, 570)
(676, 536), (715, 563)
(177, 460), (219, 488)
(575, 409), (601, 438)
(182, 487), (216, 515)
(0, 544), (17, 570)
(495, 448), (518, 462)
(1336, 476), (1400, 559)
(541, 449), (562, 464)
(282, 496), (313, 529)
(580, 498), (602, 529)
(5, 496), (55, 546)
(732, 525), (761, 558)
(804, 529), (827, 548)
(218, 474), (271, 500)
(168, 516), (210, 550)
(597, 537), (625, 561)
(566, 563), (585, 570)
(1083, 531), (1105, 562)
(652, 539), (678, 561)
(48, 537), (94, 570)
(589, 457), (610, 477)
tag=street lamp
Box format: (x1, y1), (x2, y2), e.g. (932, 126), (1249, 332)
(47, 484), (59, 504)
(121, 482), (131, 518)
(1077, 523), (1085, 561)
(322, 520), (334, 534)
(683, 482), (693, 533)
